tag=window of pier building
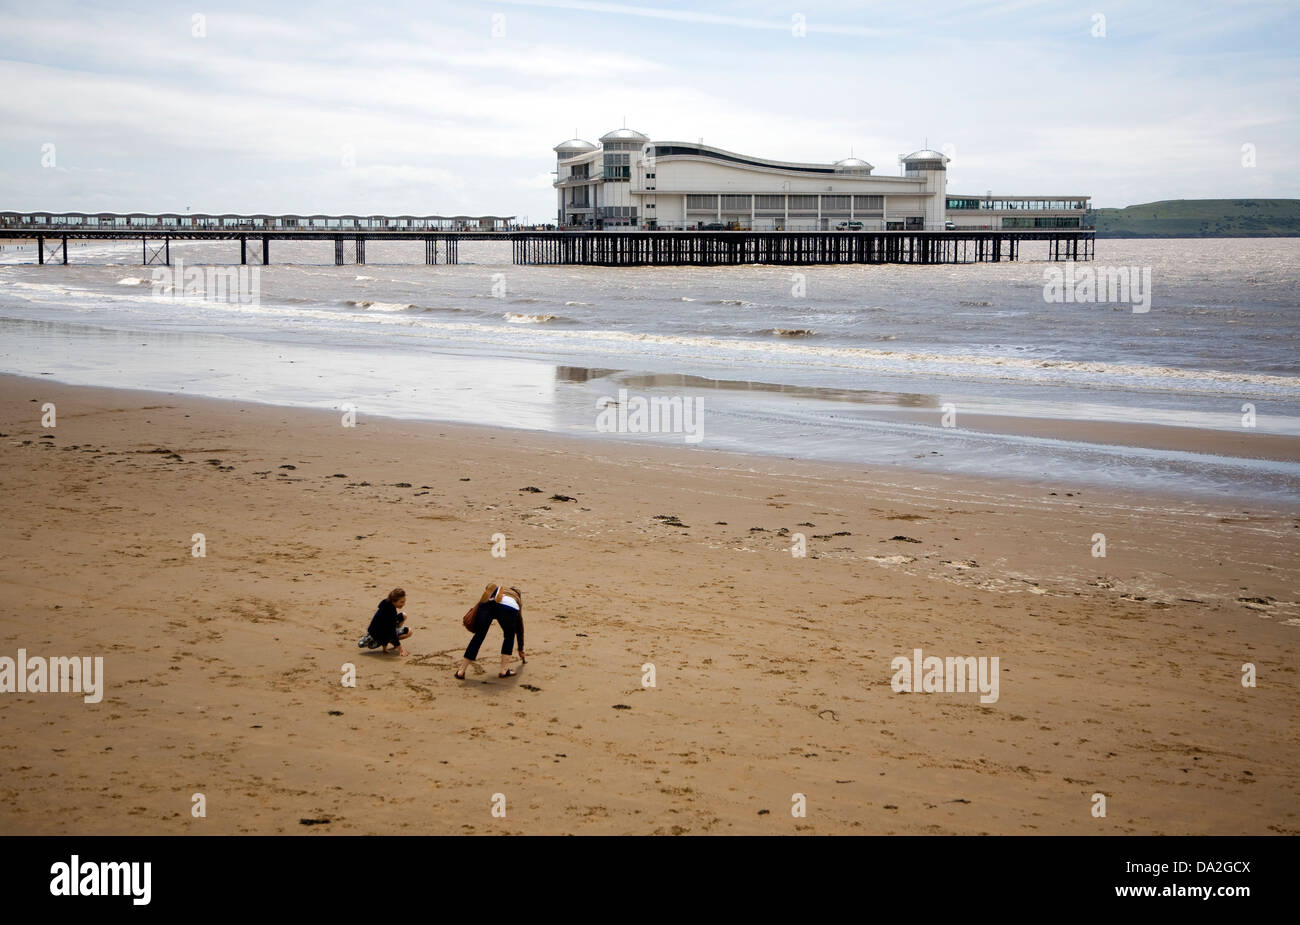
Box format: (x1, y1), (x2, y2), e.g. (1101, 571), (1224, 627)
(603, 152), (631, 180)
(950, 198), (1089, 211)
(1001, 216), (1082, 228)
(598, 205), (637, 227)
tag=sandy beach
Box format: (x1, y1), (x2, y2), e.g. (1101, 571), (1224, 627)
(0, 372), (1296, 835)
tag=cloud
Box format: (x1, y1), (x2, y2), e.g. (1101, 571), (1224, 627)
(0, 0), (1296, 215)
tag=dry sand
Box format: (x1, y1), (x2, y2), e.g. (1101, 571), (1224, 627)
(0, 373), (1297, 835)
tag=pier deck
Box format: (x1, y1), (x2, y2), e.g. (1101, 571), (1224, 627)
(512, 229), (1093, 266)
(0, 228), (1093, 267)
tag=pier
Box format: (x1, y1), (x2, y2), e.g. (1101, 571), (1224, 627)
(0, 214), (1093, 267)
(512, 229), (1094, 266)
(0, 211), (517, 266)
(0, 228), (477, 266)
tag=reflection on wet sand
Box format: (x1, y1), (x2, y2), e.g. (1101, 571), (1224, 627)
(556, 364), (939, 409)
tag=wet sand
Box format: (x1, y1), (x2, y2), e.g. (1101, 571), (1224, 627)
(0, 373), (1297, 834)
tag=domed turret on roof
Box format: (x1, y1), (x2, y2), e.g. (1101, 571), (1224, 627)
(833, 157), (873, 174)
(900, 149), (949, 179)
(900, 149), (949, 172)
(599, 127), (649, 144)
(554, 138), (597, 158)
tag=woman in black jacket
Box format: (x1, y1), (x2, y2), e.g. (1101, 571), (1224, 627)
(361, 588), (412, 655)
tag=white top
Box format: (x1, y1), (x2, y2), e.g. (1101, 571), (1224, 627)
(499, 594), (520, 610)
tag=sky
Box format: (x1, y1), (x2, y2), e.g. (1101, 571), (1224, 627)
(0, 0), (1296, 218)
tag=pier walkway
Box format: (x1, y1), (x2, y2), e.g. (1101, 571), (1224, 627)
(0, 223), (1093, 267)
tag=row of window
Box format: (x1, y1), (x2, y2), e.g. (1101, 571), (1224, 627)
(0, 214), (507, 229)
(1001, 216), (1083, 228)
(602, 152), (631, 181)
(684, 194), (887, 211)
(947, 199), (1089, 211)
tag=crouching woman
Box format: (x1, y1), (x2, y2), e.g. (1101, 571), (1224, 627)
(364, 587), (412, 655)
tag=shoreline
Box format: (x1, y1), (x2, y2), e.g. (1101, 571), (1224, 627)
(1, 373), (1297, 834)
(4, 365), (1298, 509)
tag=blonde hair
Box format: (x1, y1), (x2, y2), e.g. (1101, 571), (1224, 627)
(387, 587), (406, 603)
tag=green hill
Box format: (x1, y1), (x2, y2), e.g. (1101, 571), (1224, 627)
(1090, 199), (1300, 237)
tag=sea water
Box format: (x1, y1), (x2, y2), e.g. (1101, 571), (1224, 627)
(1, 236), (1297, 503)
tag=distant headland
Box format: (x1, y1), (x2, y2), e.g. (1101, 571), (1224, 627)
(1091, 199), (1300, 237)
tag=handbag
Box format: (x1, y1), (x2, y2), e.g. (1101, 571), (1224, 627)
(463, 583), (520, 632)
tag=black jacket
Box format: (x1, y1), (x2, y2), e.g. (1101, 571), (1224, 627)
(367, 599), (402, 646)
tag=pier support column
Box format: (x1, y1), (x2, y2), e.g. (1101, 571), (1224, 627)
(240, 236), (247, 266)
(141, 239), (168, 266)
(42, 236), (66, 265)
(262, 236), (270, 265)
(355, 237), (365, 265)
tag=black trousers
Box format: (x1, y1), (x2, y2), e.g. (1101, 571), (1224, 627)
(464, 601), (519, 660)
